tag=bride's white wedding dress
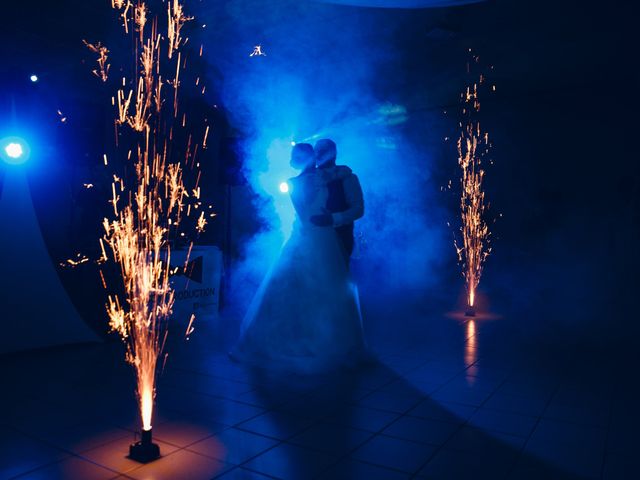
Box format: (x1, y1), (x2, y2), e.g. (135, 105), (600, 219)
(232, 169), (367, 373)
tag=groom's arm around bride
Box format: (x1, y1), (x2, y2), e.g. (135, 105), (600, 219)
(310, 166), (364, 225)
(310, 139), (364, 260)
(329, 168), (364, 228)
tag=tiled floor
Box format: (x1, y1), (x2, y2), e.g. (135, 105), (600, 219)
(0, 310), (636, 479)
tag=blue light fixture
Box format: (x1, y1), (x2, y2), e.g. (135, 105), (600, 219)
(5, 143), (23, 159)
(1, 137), (30, 165)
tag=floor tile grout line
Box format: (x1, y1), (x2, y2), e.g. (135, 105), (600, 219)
(463, 350), (541, 479)
(310, 405), (424, 478)
(11, 415), (235, 478)
(6, 339), (621, 480)
(227, 464), (282, 479)
(3, 422), (144, 477)
(408, 352), (516, 479)
(238, 359), (438, 479)
(325, 349), (498, 478)
(504, 377), (563, 477)
(7, 448), (126, 480)
(319, 456), (416, 478)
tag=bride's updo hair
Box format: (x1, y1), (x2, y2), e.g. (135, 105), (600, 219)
(290, 143), (315, 170)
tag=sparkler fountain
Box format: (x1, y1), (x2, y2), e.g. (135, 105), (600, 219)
(455, 52), (492, 317)
(85, 0), (208, 462)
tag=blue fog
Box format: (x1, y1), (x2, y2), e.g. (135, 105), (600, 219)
(193, 1), (453, 306)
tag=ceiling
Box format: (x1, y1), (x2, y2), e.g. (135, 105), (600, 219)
(0, 0), (635, 127)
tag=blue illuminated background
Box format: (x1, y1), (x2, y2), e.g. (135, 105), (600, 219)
(188, 1), (456, 317)
(0, 0), (637, 347)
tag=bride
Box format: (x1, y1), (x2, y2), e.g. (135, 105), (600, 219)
(231, 143), (368, 373)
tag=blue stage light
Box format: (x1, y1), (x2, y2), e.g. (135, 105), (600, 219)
(5, 143), (23, 159)
(290, 141), (296, 146)
(30, 74), (38, 83)
(1, 138), (30, 165)
(279, 181), (289, 193)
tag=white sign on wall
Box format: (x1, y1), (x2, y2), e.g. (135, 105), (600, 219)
(169, 245), (223, 322)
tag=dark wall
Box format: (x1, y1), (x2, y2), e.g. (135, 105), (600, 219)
(1, 0), (637, 348)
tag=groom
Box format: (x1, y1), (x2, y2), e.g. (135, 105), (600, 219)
(310, 139), (364, 264)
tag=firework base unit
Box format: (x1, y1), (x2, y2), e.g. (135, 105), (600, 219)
(169, 245), (223, 322)
(129, 428), (160, 463)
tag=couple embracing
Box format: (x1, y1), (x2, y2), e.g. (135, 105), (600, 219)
(231, 139), (371, 373)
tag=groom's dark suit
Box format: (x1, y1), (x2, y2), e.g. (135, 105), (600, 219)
(323, 166), (364, 262)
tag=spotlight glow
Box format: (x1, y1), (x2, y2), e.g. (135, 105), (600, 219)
(290, 141), (296, 146)
(1, 138), (30, 165)
(4, 143), (23, 159)
(29, 74), (38, 82)
(279, 181), (289, 193)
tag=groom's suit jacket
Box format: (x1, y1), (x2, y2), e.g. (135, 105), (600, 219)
(322, 165), (364, 259)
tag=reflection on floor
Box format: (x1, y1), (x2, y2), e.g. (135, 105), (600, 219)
(0, 311), (634, 479)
